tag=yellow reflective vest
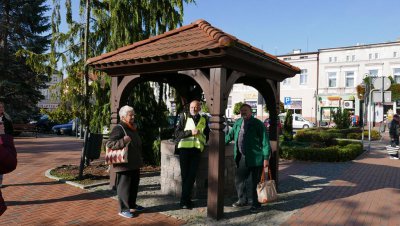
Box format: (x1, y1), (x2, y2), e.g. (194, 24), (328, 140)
(177, 116), (207, 151)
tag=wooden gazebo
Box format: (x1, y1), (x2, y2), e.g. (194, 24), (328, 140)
(87, 19), (299, 219)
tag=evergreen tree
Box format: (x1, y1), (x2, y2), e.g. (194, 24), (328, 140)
(0, 0), (51, 121)
(233, 102), (244, 115)
(283, 111), (293, 141)
(332, 108), (351, 129)
(50, 0), (195, 164)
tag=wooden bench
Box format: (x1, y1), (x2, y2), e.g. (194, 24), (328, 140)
(13, 123), (38, 137)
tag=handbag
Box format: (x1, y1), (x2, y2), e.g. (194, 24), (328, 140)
(257, 166), (278, 204)
(105, 125), (129, 165)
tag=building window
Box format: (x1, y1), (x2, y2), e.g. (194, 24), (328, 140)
(334, 57), (337, 62)
(345, 71), (355, 87)
(228, 96), (232, 107)
(299, 69), (307, 85)
(346, 56), (350, 62)
(329, 57), (332, 62)
(394, 68), (400, 83)
(375, 53), (379, 59)
(369, 69), (379, 77)
(328, 72), (337, 87)
(394, 52), (398, 58)
(283, 57), (291, 61)
(300, 56), (308, 59)
(369, 53), (372, 60)
(352, 55), (355, 61)
(282, 78), (290, 85)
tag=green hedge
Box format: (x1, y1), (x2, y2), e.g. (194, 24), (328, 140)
(295, 128), (380, 143)
(295, 130), (340, 146)
(280, 140), (363, 162)
(346, 130), (381, 140)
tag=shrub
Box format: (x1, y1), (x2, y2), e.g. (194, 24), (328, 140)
(152, 140), (161, 166)
(283, 111), (293, 141)
(280, 140), (363, 162)
(295, 130), (339, 146)
(338, 143), (363, 161)
(347, 133), (361, 139)
(332, 108), (351, 129)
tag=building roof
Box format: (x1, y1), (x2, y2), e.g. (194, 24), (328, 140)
(87, 19), (299, 78)
(319, 41), (400, 52)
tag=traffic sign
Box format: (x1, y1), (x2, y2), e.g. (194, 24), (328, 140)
(284, 97), (291, 105)
(372, 91), (391, 103)
(372, 77), (391, 91)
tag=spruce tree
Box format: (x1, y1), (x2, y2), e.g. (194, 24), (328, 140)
(50, 0), (195, 164)
(0, 0), (51, 121)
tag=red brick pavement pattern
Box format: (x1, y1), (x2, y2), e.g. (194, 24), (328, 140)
(284, 145), (400, 226)
(0, 137), (185, 226)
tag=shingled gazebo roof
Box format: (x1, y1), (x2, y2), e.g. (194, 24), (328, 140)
(87, 19), (299, 80)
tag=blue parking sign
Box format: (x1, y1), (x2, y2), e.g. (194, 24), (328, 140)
(284, 97), (291, 105)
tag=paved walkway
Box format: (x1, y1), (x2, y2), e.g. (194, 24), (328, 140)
(0, 136), (184, 225)
(0, 134), (399, 225)
(283, 138), (400, 226)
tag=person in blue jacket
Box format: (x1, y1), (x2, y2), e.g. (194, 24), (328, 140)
(225, 103), (270, 213)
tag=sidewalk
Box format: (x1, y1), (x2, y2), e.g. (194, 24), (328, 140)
(1, 134), (399, 225)
(0, 136), (184, 225)
(283, 134), (400, 226)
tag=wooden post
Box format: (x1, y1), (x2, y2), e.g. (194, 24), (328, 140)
(207, 68), (227, 219)
(109, 76), (119, 189)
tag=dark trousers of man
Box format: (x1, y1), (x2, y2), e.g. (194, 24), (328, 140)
(179, 148), (201, 206)
(116, 169), (140, 212)
(235, 155), (263, 207)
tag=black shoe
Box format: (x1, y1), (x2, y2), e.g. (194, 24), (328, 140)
(232, 201), (248, 208)
(180, 200), (194, 209)
(249, 205), (261, 213)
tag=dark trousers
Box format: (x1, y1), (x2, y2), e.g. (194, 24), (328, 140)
(179, 148), (201, 205)
(235, 155), (263, 207)
(116, 169), (140, 212)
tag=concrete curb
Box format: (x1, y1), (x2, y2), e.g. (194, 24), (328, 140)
(44, 168), (109, 190)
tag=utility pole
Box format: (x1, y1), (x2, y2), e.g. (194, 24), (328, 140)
(79, 0), (91, 180)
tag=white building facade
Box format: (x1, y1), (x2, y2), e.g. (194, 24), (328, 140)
(277, 51), (319, 122)
(318, 41), (400, 124)
(225, 84), (267, 120)
(37, 74), (62, 110)
(225, 41), (400, 125)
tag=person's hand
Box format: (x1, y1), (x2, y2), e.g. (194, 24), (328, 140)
(263, 159), (269, 168)
(191, 129), (199, 136)
(123, 135), (131, 144)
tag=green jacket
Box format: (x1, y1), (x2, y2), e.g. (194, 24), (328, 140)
(225, 116), (270, 167)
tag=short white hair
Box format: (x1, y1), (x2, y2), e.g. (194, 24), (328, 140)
(119, 105), (134, 120)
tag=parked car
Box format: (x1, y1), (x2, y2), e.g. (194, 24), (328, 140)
(264, 118), (282, 134)
(29, 114), (57, 133)
(278, 113), (315, 129)
(52, 119), (76, 135)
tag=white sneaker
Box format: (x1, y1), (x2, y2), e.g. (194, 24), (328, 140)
(390, 156), (399, 160)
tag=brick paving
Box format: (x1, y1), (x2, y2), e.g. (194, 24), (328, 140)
(1, 134), (399, 225)
(283, 138), (400, 226)
(0, 136), (184, 226)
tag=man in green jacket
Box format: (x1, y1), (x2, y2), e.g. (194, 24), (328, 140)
(225, 103), (270, 213)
